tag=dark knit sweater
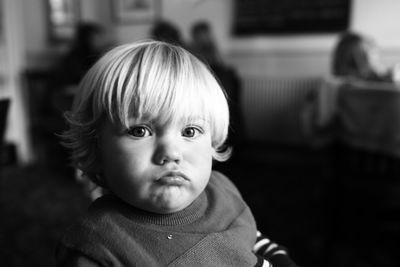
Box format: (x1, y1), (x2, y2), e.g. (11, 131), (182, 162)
(56, 171), (263, 266)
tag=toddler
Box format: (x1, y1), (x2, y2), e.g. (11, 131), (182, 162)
(56, 40), (298, 267)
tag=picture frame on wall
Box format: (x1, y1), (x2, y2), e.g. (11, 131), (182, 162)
(234, 0), (350, 35)
(46, 0), (81, 43)
(113, 0), (159, 24)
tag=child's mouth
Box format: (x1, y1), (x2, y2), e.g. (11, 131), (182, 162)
(157, 175), (188, 186)
(156, 171), (189, 186)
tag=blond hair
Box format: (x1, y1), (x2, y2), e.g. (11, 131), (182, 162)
(62, 40), (230, 183)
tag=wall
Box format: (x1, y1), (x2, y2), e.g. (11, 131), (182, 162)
(112, 0), (400, 77)
(352, 0), (400, 49)
(22, 0), (400, 75)
(9, 0), (400, 162)
(225, 0), (400, 77)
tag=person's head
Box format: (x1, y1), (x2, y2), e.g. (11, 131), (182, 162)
(191, 21), (213, 45)
(150, 20), (183, 47)
(332, 31), (385, 81)
(73, 22), (107, 53)
(63, 40), (230, 214)
(190, 21), (220, 65)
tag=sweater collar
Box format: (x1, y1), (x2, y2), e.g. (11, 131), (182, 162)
(103, 191), (208, 226)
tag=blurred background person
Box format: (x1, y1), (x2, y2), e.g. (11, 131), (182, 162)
(150, 20), (185, 47)
(302, 31), (400, 144)
(189, 21), (245, 160)
(331, 31), (393, 82)
(53, 22), (111, 88)
(30, 22), (112, 175)
(189, 20), (221, 66)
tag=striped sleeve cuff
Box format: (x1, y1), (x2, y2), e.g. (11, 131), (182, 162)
(253, 231), (288, 258)
(253, 231), (299, 267)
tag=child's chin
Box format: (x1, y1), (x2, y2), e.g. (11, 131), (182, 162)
(152, 186), (192, 212)
(155, 200), (191, 214)
(153, 197), (193, 214)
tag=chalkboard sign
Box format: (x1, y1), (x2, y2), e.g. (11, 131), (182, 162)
(234, 0), (351, 35)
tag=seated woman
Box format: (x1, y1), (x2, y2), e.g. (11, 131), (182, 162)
(332, 31), (393, 82)
(302, 31), (399, 144)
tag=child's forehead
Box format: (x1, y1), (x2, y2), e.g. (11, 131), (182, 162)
(129, 112), (209, 124)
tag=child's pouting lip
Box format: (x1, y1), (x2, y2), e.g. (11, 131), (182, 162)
(156, 171), (189, 186)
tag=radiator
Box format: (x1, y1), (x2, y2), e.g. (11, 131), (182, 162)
(241, 77), (322, 144)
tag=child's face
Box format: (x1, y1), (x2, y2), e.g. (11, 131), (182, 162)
(98, 115), (214, 214)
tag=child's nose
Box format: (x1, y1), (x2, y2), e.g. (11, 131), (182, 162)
(153, 138), (183, 165)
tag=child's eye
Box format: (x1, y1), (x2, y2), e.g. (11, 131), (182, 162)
(126, 126), (152, 137)
(182, 126), (202, 138)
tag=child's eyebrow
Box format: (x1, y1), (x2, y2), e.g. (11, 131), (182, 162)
(126, 113), (209, 127)
(182, 116), (209, 123)
(127, 113), (154, 123)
